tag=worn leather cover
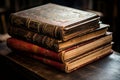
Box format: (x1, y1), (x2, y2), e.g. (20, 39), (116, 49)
(10, 3), (99, 40)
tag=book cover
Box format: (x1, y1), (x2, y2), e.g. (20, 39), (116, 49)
(10, 3), (100, 41)
(11, 43), (113, 73)
(7, 32), (112, 62)
(8, 24), (109, 52)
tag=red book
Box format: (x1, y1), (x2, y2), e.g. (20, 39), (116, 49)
(11, 43), (113, 73)
(7, 32), (112, 62)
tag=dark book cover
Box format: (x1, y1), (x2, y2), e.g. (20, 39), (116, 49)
(8, 24), (109, 52)
(10, 3), (100, 41)
(7, 32), (112, 62)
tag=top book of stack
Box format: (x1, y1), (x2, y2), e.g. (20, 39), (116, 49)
(10, 3), (100, 41)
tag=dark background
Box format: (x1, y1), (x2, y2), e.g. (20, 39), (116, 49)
(0, 0), (119, 51)
(0, 0), (120, 80)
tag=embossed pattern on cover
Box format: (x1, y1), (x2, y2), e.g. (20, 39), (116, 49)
(11, 3), (98, 27)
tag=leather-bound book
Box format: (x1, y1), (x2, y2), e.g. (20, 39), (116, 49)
(9, 3), (100, 41)
(8, 43), (113, 73)
(8, 24), (109, 52)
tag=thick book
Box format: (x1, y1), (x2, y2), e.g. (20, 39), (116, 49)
(8, 24), (109, 52)
(7, 32), (112, 62)
(9, 3), (100, 41)
(12, 43), (113, 73)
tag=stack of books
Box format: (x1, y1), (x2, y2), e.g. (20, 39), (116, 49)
(7, 3), (113, 73)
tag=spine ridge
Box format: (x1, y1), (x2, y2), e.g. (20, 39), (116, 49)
(8, 26), (59, 51)
(10, 14), (62, 39)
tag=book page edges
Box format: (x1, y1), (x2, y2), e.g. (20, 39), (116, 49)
(65, 44), (112, 73)
(59, 27), (108, 50)
(63, 27), (97, 41)
(61, 34), (112, 62)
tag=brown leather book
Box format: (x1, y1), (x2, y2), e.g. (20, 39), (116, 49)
(8, 24), (108, 52)
(10, 3), (100, 41)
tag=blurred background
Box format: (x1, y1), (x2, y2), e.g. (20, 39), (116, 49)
(0, 0), (119, 52)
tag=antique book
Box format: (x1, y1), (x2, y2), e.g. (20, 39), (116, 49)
(9, 3), (100, 41)
(12, 43), (113, 73)
(8, 24), (109, 52)
(7, 32), (112, 62)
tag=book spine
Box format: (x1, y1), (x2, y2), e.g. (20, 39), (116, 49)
(10, 14), (63, 39)
(8, 26), (60, 52)
(7, 38), (62, 61)
(29, 54), (65, 71)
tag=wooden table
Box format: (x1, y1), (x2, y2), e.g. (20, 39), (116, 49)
(0, 41), (120, 80)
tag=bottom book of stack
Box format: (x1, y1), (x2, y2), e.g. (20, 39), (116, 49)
(7, 33), (113, 73)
